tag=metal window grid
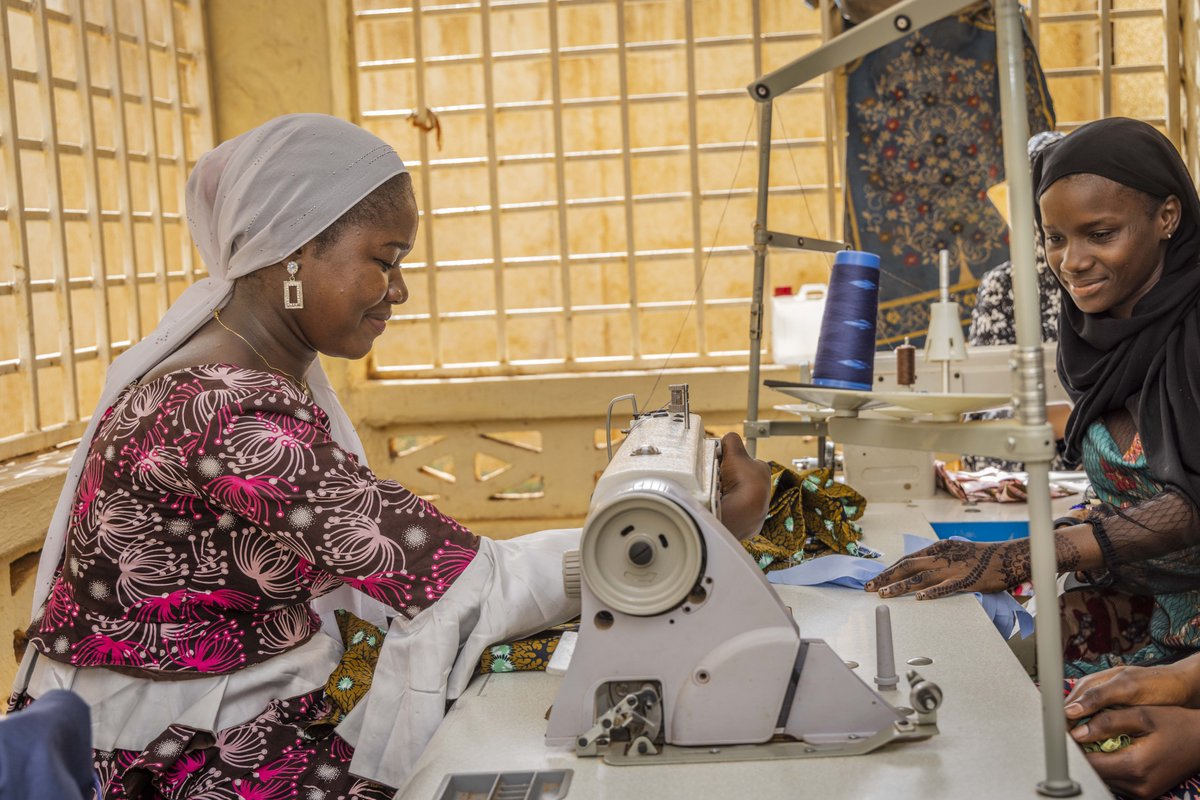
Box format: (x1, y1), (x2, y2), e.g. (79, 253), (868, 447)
(0, 0), (213, 461)
(353, 0), (1181, 380)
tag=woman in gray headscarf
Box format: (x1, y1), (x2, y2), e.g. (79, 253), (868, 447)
(11, 114), (770, 798)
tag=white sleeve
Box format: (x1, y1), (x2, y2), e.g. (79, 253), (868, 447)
(339, 528), (581, 790)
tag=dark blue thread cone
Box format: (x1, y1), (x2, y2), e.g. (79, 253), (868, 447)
(812, 250), (881, 390)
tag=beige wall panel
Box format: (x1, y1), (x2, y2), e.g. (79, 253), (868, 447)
(436, 265), (496, 311)
(507, 316), (566, 362)
(493, 6), (550, 51)
(630, 152), (689, 195)
(357, 17), (415, 62)
(493, 59), (550, 105)
(372, 320), (435, 367)
(637, 256), (697, 302)
(557, 54), (621, 99)
(206, 0), (340, 139)
(504, 263), (562, 310)
(631, 198), (691, 250)
(558, 4), (617, 47)
(497, 161), (556, 204)
(430, 214), (495, 261)
(626, 0), (685, 43)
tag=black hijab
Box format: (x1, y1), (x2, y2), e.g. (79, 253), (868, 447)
(1032, 117), (1200, 505)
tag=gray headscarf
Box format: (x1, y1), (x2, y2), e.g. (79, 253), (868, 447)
(33, 114), (409, 617)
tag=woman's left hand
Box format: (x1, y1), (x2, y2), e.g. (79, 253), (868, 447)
(864, 538), (1030, 599)
(1071, 705), (1200, 800)
(717, 433), (772, 541)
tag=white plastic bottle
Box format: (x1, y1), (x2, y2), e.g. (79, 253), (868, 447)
(771, 283), (827, 365)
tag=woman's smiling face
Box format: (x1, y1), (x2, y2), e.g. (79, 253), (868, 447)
(294, 202), (418, 360)
(1039, 173), (1179, 319)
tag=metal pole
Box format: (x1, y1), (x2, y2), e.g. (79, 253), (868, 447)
(746, 100), (773, 459)
(994, 0), (1080, 794)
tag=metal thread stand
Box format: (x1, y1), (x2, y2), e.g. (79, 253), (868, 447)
(743, 0), (1081, 793)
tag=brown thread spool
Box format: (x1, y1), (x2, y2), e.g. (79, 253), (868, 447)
(896, 337), (917, 387)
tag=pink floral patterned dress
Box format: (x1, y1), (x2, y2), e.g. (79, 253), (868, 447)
(20, 364), (480, 799)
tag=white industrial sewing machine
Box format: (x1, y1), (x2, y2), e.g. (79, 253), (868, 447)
(545, 384), (943, 765)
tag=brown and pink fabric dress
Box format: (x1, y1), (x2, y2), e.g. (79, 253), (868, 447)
(12, 365), (557, 799)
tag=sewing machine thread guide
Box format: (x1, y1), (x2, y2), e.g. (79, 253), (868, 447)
(874, 605), (899, 690)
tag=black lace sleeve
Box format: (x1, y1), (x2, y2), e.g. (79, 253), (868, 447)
(1084, 489), (1200, 594)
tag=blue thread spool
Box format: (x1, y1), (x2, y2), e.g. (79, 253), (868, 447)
(812, 250), (881, 390)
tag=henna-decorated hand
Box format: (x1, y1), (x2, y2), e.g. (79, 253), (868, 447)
(863, 538), (1031, 600)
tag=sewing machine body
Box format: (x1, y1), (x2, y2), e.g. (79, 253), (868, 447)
(545, 385), (938, 765)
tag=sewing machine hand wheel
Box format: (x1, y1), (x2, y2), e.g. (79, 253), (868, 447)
(580, 494), (705, 616)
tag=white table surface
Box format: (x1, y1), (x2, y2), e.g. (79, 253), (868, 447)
(396, 501), (1112, 800)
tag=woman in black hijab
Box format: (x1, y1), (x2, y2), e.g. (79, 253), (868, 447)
(872, 116), (1200, 797)
(869, 116), (1200, 795)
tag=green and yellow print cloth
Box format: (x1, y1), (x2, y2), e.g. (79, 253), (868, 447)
(478, 622), (579, 674)
(317, 609), (387, 728)
(742, 462), (877, 571)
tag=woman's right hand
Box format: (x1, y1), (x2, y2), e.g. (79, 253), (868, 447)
(1065, 657), (1200, 721)
(863, 538), (1030, 600)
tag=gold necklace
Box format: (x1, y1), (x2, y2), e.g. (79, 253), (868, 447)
(212, 309), (311, 396)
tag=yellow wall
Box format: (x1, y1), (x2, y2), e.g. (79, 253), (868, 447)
(205, 0), (355, 137)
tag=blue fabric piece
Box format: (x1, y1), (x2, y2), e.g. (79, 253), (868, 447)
(975, 590), (1036, 640)
(0, 689), (96, 800)
(767, 554), (887, 589)
(769, 532), (1033, 639)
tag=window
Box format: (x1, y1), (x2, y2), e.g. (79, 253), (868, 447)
(353, 0), (842, 376)
(0, 0), (213, 461)
(352, 0), (1182, 379)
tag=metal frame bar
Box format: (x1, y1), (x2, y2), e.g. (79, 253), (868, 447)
(819, 0), (840, 244)
(1163, 0), (1182, 146)
(406, 0), (445, 369)
(361, 85), (822, 119)
(132, 0), (170, 318)
(395, 136), (826, 170)
(615, 0), (642, 360)
(681, 0), (707, 358)
(355, 30), (818, 69)
(160, 0), (192, 284)
(747, 0), (971, 101)
(1099, 0), (1112, 118)
(995, 0), (1078, 791)
(32, 0), (80, 422)
(478, 0), (509, 364)
(547, 0), (574, 362)
(0, 0), (40, 432)
(742, 0), (1080, 792)
(71, 0), (113, 373)
(103, 0), (142, 341)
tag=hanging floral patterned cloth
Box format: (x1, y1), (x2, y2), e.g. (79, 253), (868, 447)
(842, 0), (1055, 345)
(741, 463), (878, 571)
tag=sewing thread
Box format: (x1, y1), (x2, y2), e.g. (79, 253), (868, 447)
(812, 250), (881, 390)
(896, 337), (917, 386)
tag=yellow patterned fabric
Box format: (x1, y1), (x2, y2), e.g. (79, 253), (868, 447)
(318, 609), (387, 727)
(478, 622), (579, 674)
(742, 462), (873, 571)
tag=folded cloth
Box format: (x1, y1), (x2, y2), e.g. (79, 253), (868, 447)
(937, 461), (1075, 503)
(744, 463), (878, 571)
(768, 533), (1033, 639)
(0, 688), (97, 800)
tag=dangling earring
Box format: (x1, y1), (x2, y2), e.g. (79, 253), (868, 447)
(283, 260), (304, 309)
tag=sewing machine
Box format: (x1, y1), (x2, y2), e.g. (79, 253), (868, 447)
(544, 385), (941, 765)
(398, 384), (1110, 799)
